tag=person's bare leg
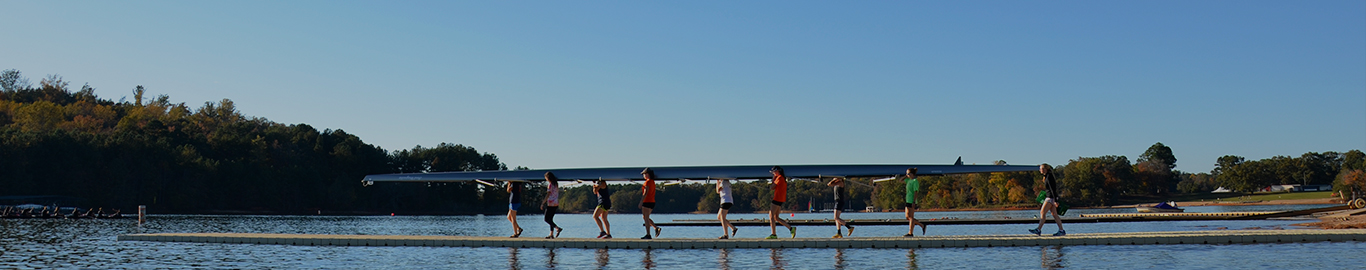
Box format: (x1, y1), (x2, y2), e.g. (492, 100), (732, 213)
(718, 209), (732, 237)
(594, 209), (606, 233)
(508, 210), (520, 236)
(911, 207), (925, 234)
(1035, 204), (1050, 231)
(1051, 206), (1064, 231)
(833, 209), (845, 234)
(773, 205), (792, 230)
(769, 205), (779, 235)
(642, 207), (657, 236)
(602, 212), (611, 236)
(905, 207), (914, 235)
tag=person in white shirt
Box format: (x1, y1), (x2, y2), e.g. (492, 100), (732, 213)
(716, 179), (738, 239)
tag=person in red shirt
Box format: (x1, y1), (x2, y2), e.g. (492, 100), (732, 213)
(640, 168), (662, 239)
(767, 166), (796, 239)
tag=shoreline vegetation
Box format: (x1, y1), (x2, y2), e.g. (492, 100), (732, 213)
(2, 69), (1364, 217)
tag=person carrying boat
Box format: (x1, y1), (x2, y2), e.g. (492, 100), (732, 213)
(506, 181), (524, 238)
(904, 168), (926, 237)
(593, 179), (613, 239)
(541, 172), (564, 239)
(828, 177), (855, 238)
(1029, 164), (1066, 236)
(640, 168), (662, 239)
(716, 178), (738, 239)
(766, 166), (796, 239)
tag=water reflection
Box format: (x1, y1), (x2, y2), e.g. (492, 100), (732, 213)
(907, 249), (918, 269)
(718, 248), (731, 270)
(642, 248), (656, 269)
(770, 248), (786, 270)
(595, 248), (610, 270)
(834, 248), (847, 270)
(1041, 246), (1064, 269)
(507, 247), (521, 270)
(545, 248), (557, 270)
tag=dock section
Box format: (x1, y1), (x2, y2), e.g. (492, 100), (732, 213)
(659, 206), (1351, 227)
(661, 212), (1279, 226)
(119, 229), (1366, 249)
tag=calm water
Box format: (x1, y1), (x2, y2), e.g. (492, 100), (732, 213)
(2, 204), (1363, 269)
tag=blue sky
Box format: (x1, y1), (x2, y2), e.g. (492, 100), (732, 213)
(4, 1), (1363, 173)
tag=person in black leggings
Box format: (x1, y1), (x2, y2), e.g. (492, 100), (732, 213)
(541, 172), (564, 239)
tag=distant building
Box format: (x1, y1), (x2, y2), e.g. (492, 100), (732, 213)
(1266, 185), (1298, 192)
(1301, 185), (1333, 192)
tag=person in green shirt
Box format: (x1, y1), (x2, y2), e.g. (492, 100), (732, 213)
(904, 168), (926, 237)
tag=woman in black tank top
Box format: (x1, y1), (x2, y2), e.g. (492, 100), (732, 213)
(592, 179), (612, 239)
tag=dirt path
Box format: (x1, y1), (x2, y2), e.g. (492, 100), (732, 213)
(1294, 208), (1366, 229)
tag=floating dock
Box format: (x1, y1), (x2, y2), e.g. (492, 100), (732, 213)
(661, 212), (1280, 226)
(119, 229), (1366, 249)
(659, 206), (1350, 227)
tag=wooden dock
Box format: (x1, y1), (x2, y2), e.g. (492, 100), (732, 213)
(119, 229), (1366, 249)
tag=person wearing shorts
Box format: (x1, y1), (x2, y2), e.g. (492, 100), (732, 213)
(904, 168), (925, 237)
(507, 181), (524, 238)
(828, 177), (855, 238)
(640, 168), (662, 239)
(1031, 164), (1066, 236)
(593, 179), (612, 239)
(767, 166), (795, 239)
(717, 179), (737, 239)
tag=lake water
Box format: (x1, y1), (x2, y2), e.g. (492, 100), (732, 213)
(2, 204), (1363, 269)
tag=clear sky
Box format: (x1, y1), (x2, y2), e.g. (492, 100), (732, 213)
(4, 1), (1363, 173)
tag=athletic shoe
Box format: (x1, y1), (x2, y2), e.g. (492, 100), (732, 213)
(597, 231), (606, 239)
(920, 224), (927, 234)
(765, 234), (778, 239)
(832, 233), (843, 239)
(545, 236), (554, 239)
(903, 233), (913, 237)
(1053, 230), (1066, 236)
(718, 235), (729, 239)
(555, 227), (563, 238)
(603, 234), (612, 239)
(641, 234), (652, 240)
(732, 227), (738, 237)
(655, 227), (662, 237)
(789, 227), (797, 238)
(845, 226), (855, 236)
(1028, 228), (1041, 236)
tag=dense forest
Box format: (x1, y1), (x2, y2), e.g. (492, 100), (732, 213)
(2, 69), (1363, 214)
(0, 70), (508, 214)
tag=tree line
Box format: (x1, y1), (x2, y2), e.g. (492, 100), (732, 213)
(2, 69), (1362, 214)
(0, 70), (509, 214)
